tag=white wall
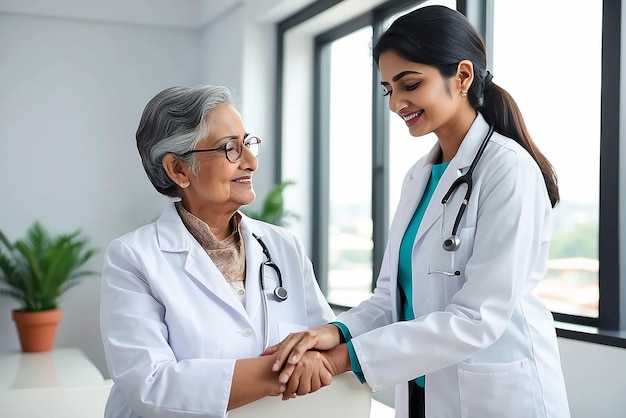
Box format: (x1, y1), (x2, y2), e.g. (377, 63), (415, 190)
(558, 338), (626, 418)
(0, 0), (305, 378)
(0, 12), (202, 374)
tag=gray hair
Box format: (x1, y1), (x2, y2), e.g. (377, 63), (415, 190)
(136, 84), (233, 197)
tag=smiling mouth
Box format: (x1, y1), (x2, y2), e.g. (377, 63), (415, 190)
(402, 110), (423, 122)
(233, 176), (252, 184)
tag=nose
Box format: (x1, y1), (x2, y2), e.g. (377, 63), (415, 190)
(240, 146), (258, 171)
(388, 93), (407, 114)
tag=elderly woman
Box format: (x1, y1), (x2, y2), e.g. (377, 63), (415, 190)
(100, 85), (335, 418)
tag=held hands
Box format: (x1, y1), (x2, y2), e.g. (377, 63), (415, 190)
(260, 324), (352, 400)
(280, 350), (333, 400)
(261, 324), (341, 381)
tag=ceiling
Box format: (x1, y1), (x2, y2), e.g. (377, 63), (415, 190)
(0, 0), (314, 29)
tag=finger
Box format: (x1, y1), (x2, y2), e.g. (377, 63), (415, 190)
(285, 374), (300, 397)
(283, 325), (339, 366)
(309, 373), (321, 394)
(278, 362), (297, 385)
(272, 334), (303, 371)
(320, 369), (332, 387)
(295, 364), (313, 396)
(282, 392), (297, 401)
(283, 371), (300, 400)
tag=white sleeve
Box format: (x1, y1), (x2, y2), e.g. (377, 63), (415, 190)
(100, 239), (233, 418)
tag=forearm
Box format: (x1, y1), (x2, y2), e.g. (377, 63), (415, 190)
(228, 355), (284, 410)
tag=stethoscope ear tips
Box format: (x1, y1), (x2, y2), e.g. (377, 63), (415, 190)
(442, 235), (461, 252)
(274, 287), (288, 301)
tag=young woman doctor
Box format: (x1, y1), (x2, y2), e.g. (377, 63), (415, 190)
(268, 6), (570, 418)
(100, 85), (336, 418)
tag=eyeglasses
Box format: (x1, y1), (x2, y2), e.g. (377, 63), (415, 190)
(179, 135), (261, 163)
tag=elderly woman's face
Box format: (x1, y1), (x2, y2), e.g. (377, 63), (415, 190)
(183, 104), (258, 216)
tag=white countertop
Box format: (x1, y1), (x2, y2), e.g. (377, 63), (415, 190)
(0, 348), (105, 390)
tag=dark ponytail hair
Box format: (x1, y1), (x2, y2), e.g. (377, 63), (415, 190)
(373, 5), (559, 207)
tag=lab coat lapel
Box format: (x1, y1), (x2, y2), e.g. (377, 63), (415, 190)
(413, 163), (457, 244)
(156, 203), (249, 319)
(239, 217), (263, 323)
(386, 149), (436, 321)
(388, 143), (440, 266)
(388, 162), (430, 271)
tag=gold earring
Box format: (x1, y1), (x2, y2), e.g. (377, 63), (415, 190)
(180, 182), (189, 188)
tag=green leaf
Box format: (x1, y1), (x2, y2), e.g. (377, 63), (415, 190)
(0, 222), (98, 311)
(243, 180), (300, 227)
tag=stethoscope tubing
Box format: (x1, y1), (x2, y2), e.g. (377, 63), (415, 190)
(441, 125), (494, 251)
(252, 233), (288, 350)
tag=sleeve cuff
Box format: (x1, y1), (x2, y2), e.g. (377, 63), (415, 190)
(330, 321), (352, 344)
(347, 340), (366, 383)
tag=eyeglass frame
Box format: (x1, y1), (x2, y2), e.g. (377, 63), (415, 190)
(178, 135), (261, 163)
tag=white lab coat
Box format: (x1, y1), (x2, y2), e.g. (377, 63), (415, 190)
(336, 114), (570, 418)
(100, 204), (335, 418)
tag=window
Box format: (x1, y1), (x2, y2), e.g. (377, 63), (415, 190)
(492, 1), (603, 318)
(318, 0), (455, 307)
(325, 26), (374, 306)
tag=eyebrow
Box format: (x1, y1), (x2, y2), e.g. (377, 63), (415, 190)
(381, 70), (423, 84)
(215, 133), (248, 143)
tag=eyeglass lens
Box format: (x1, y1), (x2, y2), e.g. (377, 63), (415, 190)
(226, 137), (261, 162)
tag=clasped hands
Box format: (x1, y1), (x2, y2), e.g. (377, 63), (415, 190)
(260, 324), (351, 400)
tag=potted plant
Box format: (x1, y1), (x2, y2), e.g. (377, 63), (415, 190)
(0, 222), (98, 352)
(243, 180), (299, 226)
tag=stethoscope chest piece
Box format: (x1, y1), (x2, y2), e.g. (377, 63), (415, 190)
(442, 235), (461, 251)
(274, 286), (288, 301)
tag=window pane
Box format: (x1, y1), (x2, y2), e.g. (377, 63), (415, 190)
(492, 0), (602, 317)
(326, 26), (374, 306)
(387, 0), (456, 222)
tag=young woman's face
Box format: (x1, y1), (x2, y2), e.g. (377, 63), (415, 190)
(378, 50), (468, 139)
(183, 104), (258, 217)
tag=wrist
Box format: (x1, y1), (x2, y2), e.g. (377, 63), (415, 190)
(323, 323), (342, 346)
(325, 344), (351, 375)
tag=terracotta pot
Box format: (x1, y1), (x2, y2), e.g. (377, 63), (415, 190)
(12, 308), (63, 353)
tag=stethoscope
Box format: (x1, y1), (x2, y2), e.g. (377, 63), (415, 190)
(252, 233), (288, 350)
(440, 125), (494, 252)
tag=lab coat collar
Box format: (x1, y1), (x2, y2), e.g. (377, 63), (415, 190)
(395, 114), (492, 251)
(407, 113), (490, 180)
(155, 202), (265, 326)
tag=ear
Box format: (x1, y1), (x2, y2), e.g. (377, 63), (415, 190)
(162, 153), (191, 189)
(456, 60), (475, 94)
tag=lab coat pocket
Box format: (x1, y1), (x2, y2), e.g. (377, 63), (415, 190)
(457, 358), (537, 418)
(277, 322), (307, 341)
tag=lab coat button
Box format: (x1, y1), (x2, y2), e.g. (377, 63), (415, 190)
(242, 328), (253, 337)
(238, 288), (245, 295)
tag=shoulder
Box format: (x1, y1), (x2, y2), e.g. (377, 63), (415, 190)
(476, 132), (548, 206)
(482, 131), (540, 177)
(104, 223), (159, 259)
(106, 203), (180, 255)
(488, 132), (533, 161)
